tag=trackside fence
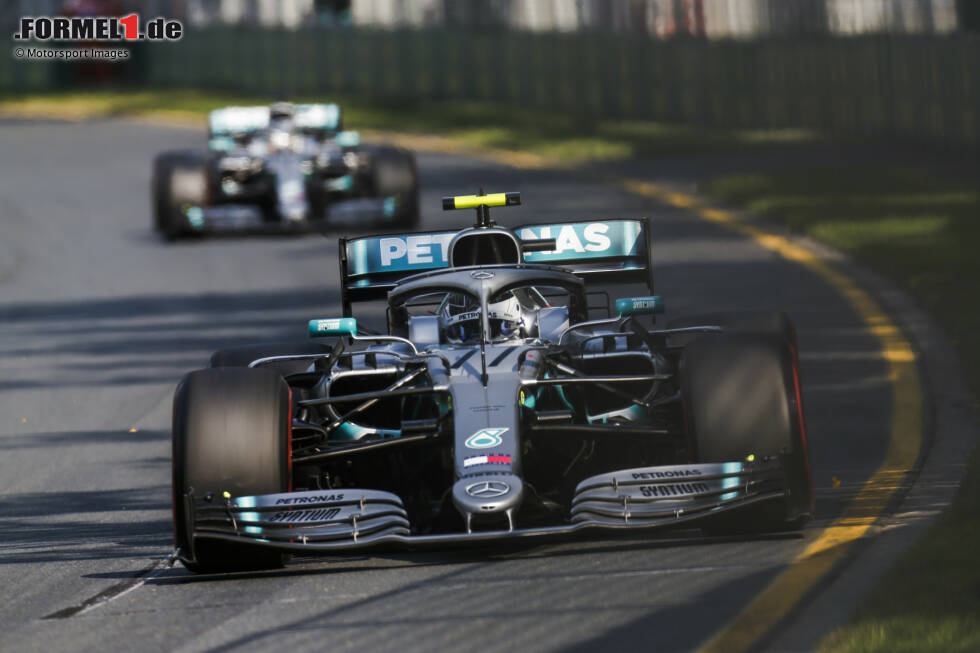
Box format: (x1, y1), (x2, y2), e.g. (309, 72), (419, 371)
(2, 29), (976, 147)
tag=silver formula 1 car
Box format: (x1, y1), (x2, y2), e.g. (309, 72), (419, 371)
(152, 102), (418, 240)
(171, 191), (813, 572)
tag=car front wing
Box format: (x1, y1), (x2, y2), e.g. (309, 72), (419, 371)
(182, 197), (402, 234)
(179, 460), (788, 562)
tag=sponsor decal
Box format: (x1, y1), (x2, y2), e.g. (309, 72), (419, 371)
(615, 296), (664, 318)
(465, 480), (510, 499)
(468, 404), (504, 413)
(639, 483), (711, 498)
(309, 317), (357, 337)
(344, 232), (455, 276)
(448, 310), (480, 324)
(463, 454), (512, 468)
(519, 221), (642, 262)
(378, 233), (455, 267)
(269, 508), (341, 523)
(464, 427), (508, 449)
(275, 493), (345, 505)
(344, 220), (643, 278)
(630, 470), (702, 480)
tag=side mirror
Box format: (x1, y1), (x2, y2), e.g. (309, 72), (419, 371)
(309, 317), (357, 338)
(616, 296), (664, 318)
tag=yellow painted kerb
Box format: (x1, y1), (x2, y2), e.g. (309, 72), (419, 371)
(620, 178), (923, 653)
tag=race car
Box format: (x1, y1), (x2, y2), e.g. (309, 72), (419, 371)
(152, 102), (418, 240)
(171, 191), (813, 572)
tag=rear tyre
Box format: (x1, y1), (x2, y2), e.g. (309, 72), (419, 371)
(152, 150), (209, 241)
(172, 368), (291, 572)
(209, 342), (333, 377)
(680, 332), (812, 532)
(368, 147), (419, 228)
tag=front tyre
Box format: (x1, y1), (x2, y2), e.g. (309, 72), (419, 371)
(172, 368), (291, 572)
(680, 332), (813, 532)
(152, 150), (209, 241)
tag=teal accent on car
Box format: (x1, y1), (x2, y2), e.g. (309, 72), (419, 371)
(333, 422), (400, 442)
(326, 174), (354, 192)
(208, 136), (235, 151)
(185, 206), (206, 229)
(209, 106), (269, 136)
(309, 317), (357, 337)
(383, 196), (397, 218)
(295, 103), (340, 131)
(720, 462), (745, 500)
(335, 130), (360, 147)
(616, 295), (664, 317)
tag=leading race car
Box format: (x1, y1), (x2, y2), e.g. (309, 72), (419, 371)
(171, 191), (813, 572)
(152, 102), (418, 240)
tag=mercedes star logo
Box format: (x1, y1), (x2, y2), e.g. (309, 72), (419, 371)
(465, 480), (510, 499)
(470, 270), (495, 280)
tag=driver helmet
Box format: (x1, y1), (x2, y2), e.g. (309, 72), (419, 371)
(439, 292), (530, 344)
(269, 101), (295, 120)
(487, 293), (526, 341)
(268, 102), (295, 150)
(439, 293), (480, 345)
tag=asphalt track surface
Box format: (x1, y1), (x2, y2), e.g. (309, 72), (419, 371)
(0, 119), (893, 652)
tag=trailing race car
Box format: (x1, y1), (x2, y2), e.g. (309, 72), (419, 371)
(152, 102), (418, 240)
(171, 191), (813, 572)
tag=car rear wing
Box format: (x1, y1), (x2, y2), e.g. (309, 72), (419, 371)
(208, 106), (269, 138)
(209, 104), (341, 139)
(338, 217), (654, 316)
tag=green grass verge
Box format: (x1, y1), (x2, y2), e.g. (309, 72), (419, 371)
(0, 89), (820, 164)
(703, 168), (980, 653)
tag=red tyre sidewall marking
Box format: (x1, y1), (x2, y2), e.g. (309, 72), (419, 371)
(790, 345), (815, 512)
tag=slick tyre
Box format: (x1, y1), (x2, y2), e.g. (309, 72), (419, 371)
(152, 150), (209, 241)
(368, 147), (419, 228)
(172, 368), (291, 572)
(209, 342), (333, 377)
(680, 332), (813, 532)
